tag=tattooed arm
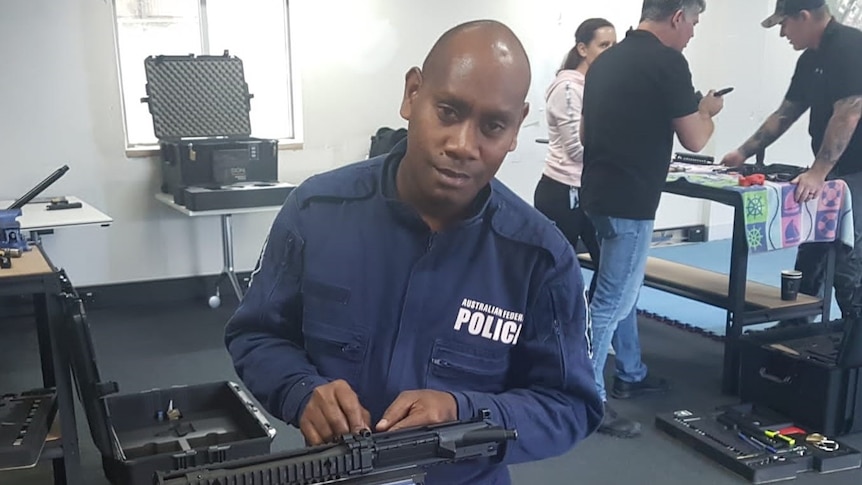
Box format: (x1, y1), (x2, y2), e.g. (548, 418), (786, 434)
(720, 100), (807, 167)
(809, 95), (862, 175)
(739, 100), (809, 158)
(791, 95), (862, 203)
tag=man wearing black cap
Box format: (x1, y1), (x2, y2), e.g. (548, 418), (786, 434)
(722, 0), (862, 320)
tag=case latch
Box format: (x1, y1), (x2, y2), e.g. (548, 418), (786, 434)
(207, 445), (231, 464)
(171, 449), (197, 470)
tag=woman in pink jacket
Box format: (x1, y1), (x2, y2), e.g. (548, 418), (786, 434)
(534, 18), (616, 299)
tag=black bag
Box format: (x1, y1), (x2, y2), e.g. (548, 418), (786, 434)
(369, 127), (407, 158)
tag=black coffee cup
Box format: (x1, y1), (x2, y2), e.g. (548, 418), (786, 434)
(781, 270), (802, 301)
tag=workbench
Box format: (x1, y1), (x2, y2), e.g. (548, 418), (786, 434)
(0, 196), (113, 243)
(580, 172), (851, 394)
(0, 244), (83, 484)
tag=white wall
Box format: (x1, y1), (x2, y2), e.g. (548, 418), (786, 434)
(0, 0), (821, 287)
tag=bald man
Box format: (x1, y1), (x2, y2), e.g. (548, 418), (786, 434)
(225, 20), (603, 484)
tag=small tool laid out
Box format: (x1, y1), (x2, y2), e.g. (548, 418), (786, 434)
(738, 173), (766, 186)
(154, 399), (194, 438)
(807, 433), (840, 452)
(46, 197), (82, 211)
(765, 429), (796, 447)
(166, 400), (182, 421)
(155, 400), (183, 422)
(674, 152), (716, 166)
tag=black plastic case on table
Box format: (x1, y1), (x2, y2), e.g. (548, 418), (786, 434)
(141, 52), (279, 205)
(0, 388), (57, 470)
(60, 272), (276, 485)
(182, 182), (295, 212)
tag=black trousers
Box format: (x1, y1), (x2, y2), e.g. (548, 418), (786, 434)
(534, 174), (600, 299)
(795, 171), (862, 319)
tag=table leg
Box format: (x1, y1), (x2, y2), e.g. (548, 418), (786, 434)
(723, 203), (749, 395)
(41, 279), (82, 485)
(221, 214), (244, 303)
(34, 294), (56, 388)
(821, 242), (836, 323)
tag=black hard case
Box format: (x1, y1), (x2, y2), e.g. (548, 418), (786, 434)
(655, 404), (861, 484)
(61, 274), (276, 485)
(738, 321), (862, 437)
(141, 53), (279, 204)
(182, 182), (295, 212)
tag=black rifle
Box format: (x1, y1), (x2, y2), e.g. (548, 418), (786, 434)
(6, 165), (69, 210)
(155, 409), (516, 485)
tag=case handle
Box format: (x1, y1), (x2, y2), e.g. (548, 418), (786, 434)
(759, 367), (793, 385)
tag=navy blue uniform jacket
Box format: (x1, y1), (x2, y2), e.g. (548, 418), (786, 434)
(225, 141), (603, 484)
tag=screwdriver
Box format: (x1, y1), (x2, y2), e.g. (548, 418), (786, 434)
(765, 430), (796, 447)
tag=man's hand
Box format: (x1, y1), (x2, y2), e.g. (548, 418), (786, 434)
(299, 379), (371, 445)
(699, 90), (724, 118)
(721, 149), (748, 168)
(376, 390), (457, 433)
(791, 169), (828, 204)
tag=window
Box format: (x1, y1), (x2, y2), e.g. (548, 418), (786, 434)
(834, 0), (862, 28)
(112, 0), (300, 151)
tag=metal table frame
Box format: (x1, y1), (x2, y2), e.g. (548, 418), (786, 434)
(664, 179), (837, 394)
(0, 244), (83, 484)
(154, 193), (285, 307)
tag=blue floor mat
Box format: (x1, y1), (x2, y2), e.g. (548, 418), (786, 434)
(581, 239), (841, 336)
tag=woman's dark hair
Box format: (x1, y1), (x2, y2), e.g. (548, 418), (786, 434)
(560, 18), (614, 71)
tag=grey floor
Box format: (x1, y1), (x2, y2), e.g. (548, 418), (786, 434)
(1, 301), (861, 485)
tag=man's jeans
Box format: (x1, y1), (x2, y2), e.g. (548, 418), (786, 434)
(587, 214), (652, 401)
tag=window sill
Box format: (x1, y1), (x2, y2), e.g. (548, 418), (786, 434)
(125, 138), (304, 159)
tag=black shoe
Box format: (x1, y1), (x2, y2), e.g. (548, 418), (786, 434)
(597, 403), (641, 438)
(611, 374), (670, 399)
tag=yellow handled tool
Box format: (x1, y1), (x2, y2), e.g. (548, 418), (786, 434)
(765, 430), (796, 447)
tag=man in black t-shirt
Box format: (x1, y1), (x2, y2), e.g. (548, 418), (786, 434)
(579, 0), (723, 438)
(722, 0), (862, 321)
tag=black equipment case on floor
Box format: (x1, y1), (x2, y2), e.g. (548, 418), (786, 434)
(58, 271), (276, 485)
(737, 320), (862, 437)
(141, 52), (279, 206)
(0, 388), (57, 470)
(656, 404), (861, 484)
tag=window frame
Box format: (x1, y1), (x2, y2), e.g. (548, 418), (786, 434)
(110, 0), (303, 158)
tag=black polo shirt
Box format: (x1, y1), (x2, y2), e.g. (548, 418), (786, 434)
(786, 18), (862, 176)
(580, 29), (699, 220)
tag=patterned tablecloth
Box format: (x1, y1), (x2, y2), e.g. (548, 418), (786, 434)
(666, 171), (854, 253)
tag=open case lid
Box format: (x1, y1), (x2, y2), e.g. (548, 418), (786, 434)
(58, 270), (122, 460)
(141, 51), (253, 140)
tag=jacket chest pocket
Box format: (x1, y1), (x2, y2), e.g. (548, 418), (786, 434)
(425, 339), (510, 394)
(302, 321), (368, 386)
